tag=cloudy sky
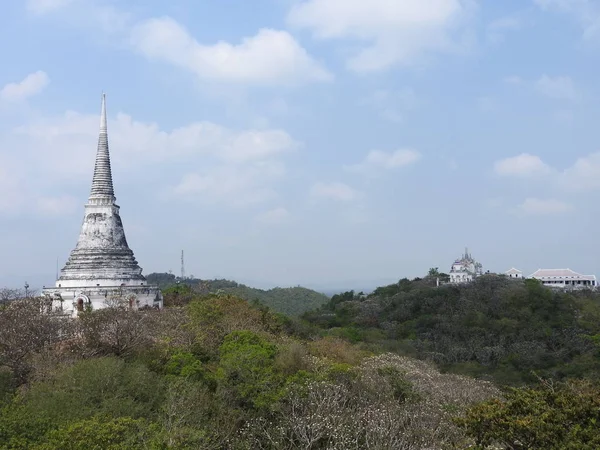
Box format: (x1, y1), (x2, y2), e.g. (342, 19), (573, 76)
(1, 0), (599, 291)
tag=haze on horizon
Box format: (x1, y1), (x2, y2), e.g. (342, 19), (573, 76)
(1, 0), (599, 292)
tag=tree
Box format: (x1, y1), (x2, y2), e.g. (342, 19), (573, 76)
(0, 298), (69, 382)
(217, 330), (281, 409)
(304, 275), (600, 384)
(187, 295), (280, 353)
(0, 289), (24, 305)
(33, 416), (158, 450)
(76, 306), (159, 357)
(241, 353), (500, 449)
(456, 378), (600, 449)
(159, 378), (216, 448)
(162, 283), (195, 307)
(428, 267), (440, 277)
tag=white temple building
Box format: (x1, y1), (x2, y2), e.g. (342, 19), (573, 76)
(528, 268), (597, 290)
(505, 268), (524, 279)
(449, 248), (484, 284)
(42, 94), (163, 316)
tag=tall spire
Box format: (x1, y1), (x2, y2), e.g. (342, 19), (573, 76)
(89, 93), (115, 199)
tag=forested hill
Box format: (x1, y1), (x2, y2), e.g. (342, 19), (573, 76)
(145, 272), (329, 316)
(303, 274), (600, 385)
(1, 287), (600, 447)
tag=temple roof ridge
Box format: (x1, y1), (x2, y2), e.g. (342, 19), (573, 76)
(89, 93), (115, 200)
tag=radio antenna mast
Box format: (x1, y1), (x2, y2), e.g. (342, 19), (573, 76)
(181, 250), (185, 280)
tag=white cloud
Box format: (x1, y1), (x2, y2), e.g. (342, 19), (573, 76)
(0, 162), (24, 215)
(36, 195), (78, 215)
(553, 109), (574, 123)
(494, 153), (554, 177)
(503, 75), (523, 84)
(171, 162), (285, 207)
(310, 182), (362, 202)
(534, 0), (581, 9)
(15, 109), (300, 176)
(561, 152), (600, 191)
(26, 4), (329, 87)
(495, 151), (600, 193)
(255, 207), (291, 225)
(0, 158), (77, 217)
(225, 130), (299, 163)
(477, 96), (495, 112)
(362, 89), (418, 123)
(535, 75), (578, 101)
(27, 0), (131, 34)
(129, 17), (332, 85)
(26, 0), (74, 14)
(518, 198), (573, 215)
(534, 0), (600, 40)
(0, 71), (49, 101)
(287, 0), (475, 72)
(487, 16), (522, 43)
(4, 101), (299, 212)
(346, 149), (421, 173)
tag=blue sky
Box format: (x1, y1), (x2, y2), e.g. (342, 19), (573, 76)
(1, 0), (599, 291)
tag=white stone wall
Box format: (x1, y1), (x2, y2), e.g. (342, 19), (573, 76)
(46, 284), (163, 318)
(450, 272), (473, 284)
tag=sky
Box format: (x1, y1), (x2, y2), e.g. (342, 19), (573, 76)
(1, 0), (599, 292)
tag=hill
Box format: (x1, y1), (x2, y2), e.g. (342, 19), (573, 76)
(0, 293), (503, 449)
(1, 287), (599, 448)
(145, 272), (329, 316)
(302, 274), (600, 385)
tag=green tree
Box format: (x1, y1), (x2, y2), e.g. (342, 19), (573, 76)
(217, 331), (281, 409)
(33, 416), (157, 450)
(428, 267), (440, 277)
(456, 379), (600, 449)
(0, 357), (165, 448)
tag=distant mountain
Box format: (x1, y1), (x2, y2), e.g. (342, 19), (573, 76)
(145, 273), (330, 316)
(302, 278), (402, 297)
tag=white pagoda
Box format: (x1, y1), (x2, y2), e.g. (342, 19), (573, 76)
(449, 248), (483, 284)
(42, 94), (163, 316)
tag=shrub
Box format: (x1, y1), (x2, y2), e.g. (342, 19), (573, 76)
(32, 416), (158, 450)
(456, 378), (600, 449)
(308, 336), (367, 365)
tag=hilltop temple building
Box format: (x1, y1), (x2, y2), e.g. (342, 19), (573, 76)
(528, 268), (596, 289)
(449, 248), (484, 284)
(504, 268), (524, 279)
(42, 94), (163, 316)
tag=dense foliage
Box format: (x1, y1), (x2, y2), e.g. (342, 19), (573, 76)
(304, 275), (600, 385)
(0, 295), (502, 449)
(146, 273), (329, 316)
(457, 378), (600, 449)
(1, 274), (600, 449)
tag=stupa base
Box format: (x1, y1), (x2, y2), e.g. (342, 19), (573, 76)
(41, 284), (163, 317)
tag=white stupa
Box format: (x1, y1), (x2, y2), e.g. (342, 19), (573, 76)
(42, 94), (163, 316)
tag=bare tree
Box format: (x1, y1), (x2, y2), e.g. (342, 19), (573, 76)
(0, 288), (24, 305)
(241, 353), (501, 450)
(0, 297), (70, 382)
(76, 303), (160, 357)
